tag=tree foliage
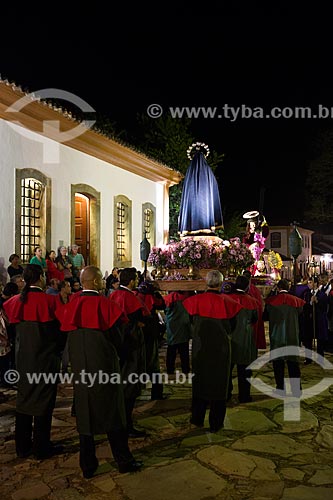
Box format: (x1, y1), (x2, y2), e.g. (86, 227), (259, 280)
(304, 126), (333, 224)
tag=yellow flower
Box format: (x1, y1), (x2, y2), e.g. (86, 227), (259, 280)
(268, 250), (283, 270)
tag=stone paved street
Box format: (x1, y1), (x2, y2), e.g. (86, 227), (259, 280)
(1, 342), (333, 500)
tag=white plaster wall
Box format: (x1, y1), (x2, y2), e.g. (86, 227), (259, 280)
(0, 119), (166, 275)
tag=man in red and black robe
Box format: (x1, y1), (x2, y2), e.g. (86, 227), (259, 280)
(164, 291), (193, 375)
(263, 279), (305, 395)
(109, 267), (147, 437)
(243, 270), (266, 350)
(135, 280), (166, 400)
(183, 270), (243, 433)
(228, 275), (259, 403)
(4, 264), (64, 459)
(58, 266), (142, 478)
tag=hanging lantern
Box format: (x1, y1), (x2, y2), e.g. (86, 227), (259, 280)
(140, 234), (151, 262)
(289, 225), (302, 259)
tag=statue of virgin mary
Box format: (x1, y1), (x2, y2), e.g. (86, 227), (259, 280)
(178, 143), (223, 236)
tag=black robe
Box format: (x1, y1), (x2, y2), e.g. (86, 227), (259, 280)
(135, 290), (165, 375)
(109, 288), (146, 400)
(58, 291), (126, 435)
(3, 289), (62, 416)
(183, 291), (242, 400)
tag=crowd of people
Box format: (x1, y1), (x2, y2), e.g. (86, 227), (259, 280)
(0, 251), (333, 479)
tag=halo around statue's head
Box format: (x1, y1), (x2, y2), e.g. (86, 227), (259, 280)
(187, 142), (210, 160)
(243, 210), (259, 220)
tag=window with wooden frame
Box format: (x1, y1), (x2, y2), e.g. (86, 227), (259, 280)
(142, 202), (156, 248)
(114, 195), (132, 267)
(15, 169), (51, 263)
(271, 231), (281, 249)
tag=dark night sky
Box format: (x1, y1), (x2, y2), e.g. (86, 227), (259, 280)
(2, 11), (332, 226)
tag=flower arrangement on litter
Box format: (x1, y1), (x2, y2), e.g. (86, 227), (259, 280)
(148, 237), (255, 278)
(251, 232), (267, 261)
(147, 245), (170, 268)
(267, 250), (283, 270)
(224, 237), (255, 272)
(169, 237), (226, 269)
(162, 271), (187, 281)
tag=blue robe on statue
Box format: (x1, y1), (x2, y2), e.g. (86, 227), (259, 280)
(178, 152), (223, 235)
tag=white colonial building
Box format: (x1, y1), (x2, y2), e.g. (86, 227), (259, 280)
(267, 225), (314, 278)
(0, 80), (181, 283)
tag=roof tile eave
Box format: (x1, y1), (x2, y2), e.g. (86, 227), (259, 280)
(0, 79), (182, 185)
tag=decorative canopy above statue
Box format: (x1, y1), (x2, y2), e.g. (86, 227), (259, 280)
(178, 143), (223, 236)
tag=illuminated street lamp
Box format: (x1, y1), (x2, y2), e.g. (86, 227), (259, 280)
(308, 258), (320, 277)
(322, 253), (333, 273)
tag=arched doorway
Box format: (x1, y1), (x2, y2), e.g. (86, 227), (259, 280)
(71, 184), (100, 267)
(75, 194), (90, 265)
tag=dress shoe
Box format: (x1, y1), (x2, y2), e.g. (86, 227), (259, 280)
(238, 396), (253, 403)
(151, 394), (168, 400)
(272, 388), (286, 397)
(210, 425), (224, 433)
(81, 457), (99, 479)
(127, 427), (147, 438)
(304, 359), (312, 365)
(82, 464), (98, 479)
(189, 420), (204, 430)
(118, 459), (143, 473)
(34, 444), (64, 460)
(17, 448), (33, 458)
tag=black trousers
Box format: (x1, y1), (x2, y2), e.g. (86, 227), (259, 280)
(151, 381), (164, 399)
(124, 397), (136, 430)
(191, 397), (226, 432)
(229, 363), (252, 402)
(303, 338), (326, 358)
(0, 353), (10, 386)
(166, 342), (190, 374)
(272, 359), (301, 394)
(79, 430), (133, 474)
(15, 411), (53, 456)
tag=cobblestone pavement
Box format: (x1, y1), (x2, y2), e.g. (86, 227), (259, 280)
(1, 342), (333, 500)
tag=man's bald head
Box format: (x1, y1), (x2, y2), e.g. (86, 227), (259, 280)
(80, 266), (103, 290)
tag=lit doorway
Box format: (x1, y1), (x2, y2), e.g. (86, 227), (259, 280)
(71, 184), (100, 268)
(75, 193), (90, 265)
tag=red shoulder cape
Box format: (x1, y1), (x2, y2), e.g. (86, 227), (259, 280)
(134, 292), (154, 316)
(265, 293), (305, 308)
(57, 293), (123, 332)
(249, 284), (263, 308)
(4, 292), (57, 323)
(229, 292), (259, 310)
(164, 291), (192, 308)
(109, 288), (144, 315)
(183, 292), (243, 319)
